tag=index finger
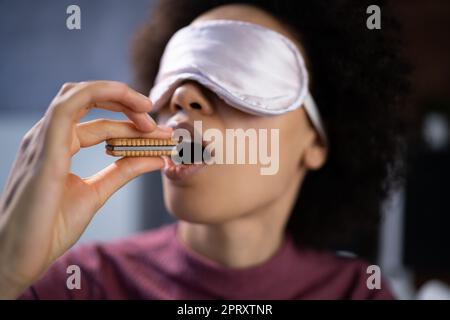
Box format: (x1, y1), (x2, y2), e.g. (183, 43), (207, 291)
(43, 81), (155, 166)
(56, 81), (153, 122)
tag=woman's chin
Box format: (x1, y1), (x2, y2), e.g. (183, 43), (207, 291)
(167, 206), (233, 225)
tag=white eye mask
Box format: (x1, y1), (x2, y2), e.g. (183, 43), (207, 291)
(149, 19), (327, 140)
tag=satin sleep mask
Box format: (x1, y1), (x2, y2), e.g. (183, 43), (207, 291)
(149, 19), (327, 140)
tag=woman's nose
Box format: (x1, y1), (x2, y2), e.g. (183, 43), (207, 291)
(169, 82), (214, 116)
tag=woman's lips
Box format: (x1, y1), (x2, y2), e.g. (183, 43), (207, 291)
(161, 121), (212, 181)
(162, 156), (207, 181)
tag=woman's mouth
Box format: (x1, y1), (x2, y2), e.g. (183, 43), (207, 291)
(162, 138), (210, 181)
(162, 154), (207, 181)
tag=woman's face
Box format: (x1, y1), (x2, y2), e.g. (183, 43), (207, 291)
(156, 4), (326, 224)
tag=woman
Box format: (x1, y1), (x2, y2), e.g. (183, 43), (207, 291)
(0, 0), (409, 299)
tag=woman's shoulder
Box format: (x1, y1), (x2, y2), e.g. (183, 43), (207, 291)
(19, 223), (176, 299)
(56, 223), (176, 269)
(290, 245), (395, 299)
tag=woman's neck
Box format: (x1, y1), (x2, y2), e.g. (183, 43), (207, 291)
(176, 175), (302, 268)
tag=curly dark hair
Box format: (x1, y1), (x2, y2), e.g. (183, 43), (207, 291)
(131, 0), (411, 260)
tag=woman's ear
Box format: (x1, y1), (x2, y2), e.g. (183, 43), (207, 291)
(302, 136), (327, 170)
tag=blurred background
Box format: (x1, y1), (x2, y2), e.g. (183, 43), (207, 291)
(0, 0), (449, 299)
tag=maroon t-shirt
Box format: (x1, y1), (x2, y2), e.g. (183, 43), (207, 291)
(19, 223), (394, 299)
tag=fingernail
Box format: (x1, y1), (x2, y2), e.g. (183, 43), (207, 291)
(145, 113), (157, 126)
(138, 92), (150, 100)
(138, 93), (152, 109)
(157, 124), (173, 132)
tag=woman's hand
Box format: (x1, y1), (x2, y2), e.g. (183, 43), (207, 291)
(0, 81), (171, 299)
